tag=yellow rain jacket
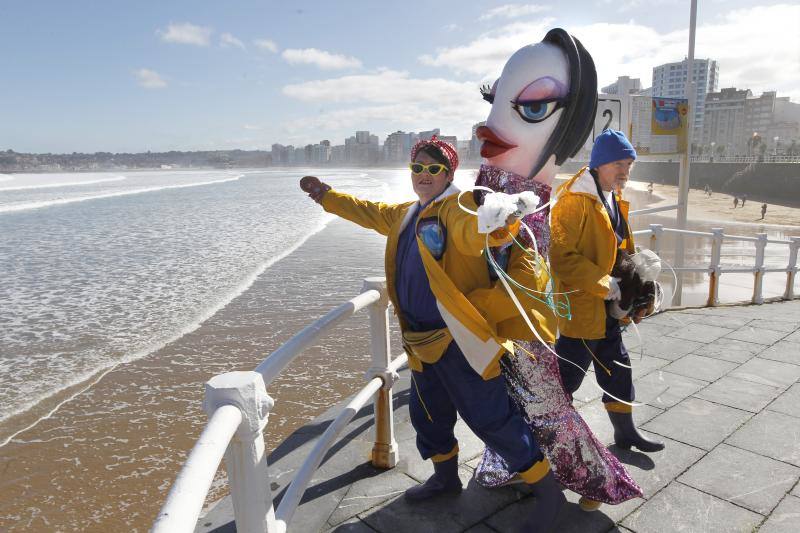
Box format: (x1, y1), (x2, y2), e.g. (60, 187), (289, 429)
(550, 167), (635, 340)
(321, 183), (543, 379)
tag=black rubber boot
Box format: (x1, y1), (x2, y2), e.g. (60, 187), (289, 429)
(404, 456), (462, 502)
(608, 411), (665, 452)
(517, 470), (565, 533)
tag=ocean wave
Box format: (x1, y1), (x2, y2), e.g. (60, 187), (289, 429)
(0, 214), (334, 447)
(0, 176), (127, 192)
(0, 175), (244, 214)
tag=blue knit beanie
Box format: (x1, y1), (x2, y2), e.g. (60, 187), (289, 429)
(589, 129), (637, 169)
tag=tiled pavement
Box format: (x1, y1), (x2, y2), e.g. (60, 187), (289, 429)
(197, 300), (800, 533)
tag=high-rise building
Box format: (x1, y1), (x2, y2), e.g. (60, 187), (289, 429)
(652, 58), (719, 139)
(700, 88), (750, 155)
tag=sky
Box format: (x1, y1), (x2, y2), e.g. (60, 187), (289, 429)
(1, 0), (798, 153)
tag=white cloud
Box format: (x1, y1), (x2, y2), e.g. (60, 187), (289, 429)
(220, 32), (245, 50)
(282, 48), (362, 70)
(253, 38), (278, 53)
(158, 22), (213, 46)
(243, 124), (262, 130)
(479, 4), (549, 21)
(133, 68), (167, 89)
(281, 69), (487, 139)
(419, 4), (800, 101)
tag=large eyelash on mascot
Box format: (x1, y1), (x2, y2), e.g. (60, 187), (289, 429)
(480, 84), (494, 104)
(607, 250), (658, 319)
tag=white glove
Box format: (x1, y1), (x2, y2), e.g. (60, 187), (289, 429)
(605, 277), (622, 301)
(476, 191), (541, 233)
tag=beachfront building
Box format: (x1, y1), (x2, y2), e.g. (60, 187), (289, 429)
(701, 88), (800, 156)
(601, 76), (642, 96)
(652, 58), (719, 139)
(383, 131), (418, 163)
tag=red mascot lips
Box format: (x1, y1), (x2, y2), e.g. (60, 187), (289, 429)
(476, 125), (517, 158)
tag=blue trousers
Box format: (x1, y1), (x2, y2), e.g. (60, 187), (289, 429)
(408, 341), (542, 473)
(555, 315), (635, 404)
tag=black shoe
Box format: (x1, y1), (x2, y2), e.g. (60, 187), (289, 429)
(517, 470), (565, 533)
(608, 410), (665, 452)
(404, 456), (462, 502)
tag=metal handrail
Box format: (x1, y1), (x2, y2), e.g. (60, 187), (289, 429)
(273, 354), (408, 533)
(634, 224), (800, 306)
(255, 289), (381, 385)
(152, 278), (401, 533)
(152, 405), (243, 533)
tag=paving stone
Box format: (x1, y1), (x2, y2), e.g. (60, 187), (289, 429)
(759, 495), (800, 533)
(453, 419), (486, 462)
(629, 354), (671, 379)
(729, 357), (800, 388)
(793, 482), (800, 498)
(642, 397), (752, 450)
(768, 383), (800, 418)
(691, 337), (763, 364)
(327, 469), (417, 526)
(758, 340), (800, 366)
(632, 336), (704, 361)
(693, 375), (783, 413)
(608, 437), (705, 498)
(727, 410), (800, 467)
(662, 353), (738, 382)
(621, 482), (762, 533)
(634, 370), (708, 409)
(673, 312), (753, 330)
(784, 329), (800, 343)
(749, 319), (800, 333)
(666, 323), (734, 343)
(577, 399), (663, 446)
(462, 524), (496, 533)
(326, 516), (378, 532)
(725, 325), (789, 345)
(359, 467), (521, 533)
(486, 495), (618, 533)
(678, 443), (800, 515)
(572, 371), (603, 404)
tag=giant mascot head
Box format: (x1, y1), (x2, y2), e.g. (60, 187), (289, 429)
(476, 28), (597, 186)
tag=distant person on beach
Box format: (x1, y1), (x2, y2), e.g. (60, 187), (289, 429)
(704, 184), (709, 196)
(551, 129), (665, 454)
(647, 182), (654, 196)
(741, 194), (747, 208)
(761, 203), (768, 219)
(734, 196), (739, 208)
(300, 137), (563, 523)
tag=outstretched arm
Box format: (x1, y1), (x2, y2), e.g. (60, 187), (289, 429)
(300, 175), (407, 236)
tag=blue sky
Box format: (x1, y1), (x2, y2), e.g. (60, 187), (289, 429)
(2, 1), (798, 153)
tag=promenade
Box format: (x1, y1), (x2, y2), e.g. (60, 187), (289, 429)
(197, 300), (800, 533)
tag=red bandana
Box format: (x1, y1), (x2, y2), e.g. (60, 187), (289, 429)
(410, 135), (459, 171)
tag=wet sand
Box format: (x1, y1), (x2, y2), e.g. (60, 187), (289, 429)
(0, 219), (393, 532)
(634, 181), (800, 228)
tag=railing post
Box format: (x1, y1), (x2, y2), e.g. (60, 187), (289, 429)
(752, 233), (768, 304)
(204, 372), (276, 533)
(362, 277), (399, 469)
(649, 224), (663, 256)
(707, 228), (724, 307)
(785, 237), (800, 300)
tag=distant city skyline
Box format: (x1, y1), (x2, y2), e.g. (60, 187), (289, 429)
(2, 1), (798, 153)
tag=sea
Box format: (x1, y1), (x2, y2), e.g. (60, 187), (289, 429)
(0, 167), (796, 531)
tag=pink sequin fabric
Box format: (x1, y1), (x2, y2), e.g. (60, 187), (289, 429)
(473, 163), (642, 504)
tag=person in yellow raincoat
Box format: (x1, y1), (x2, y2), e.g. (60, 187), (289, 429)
(301, 137), (563, 532)
(551, 129), (665, 453)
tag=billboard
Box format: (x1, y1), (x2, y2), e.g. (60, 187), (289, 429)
(650, 97), (689, 154)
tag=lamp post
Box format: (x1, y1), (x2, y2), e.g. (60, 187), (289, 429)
(710, 141), (715, 162)
(774, 136), (780, 156)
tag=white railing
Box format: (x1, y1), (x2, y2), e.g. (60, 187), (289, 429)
(632, 224), (800, 306)
(152, 277), (406, 533)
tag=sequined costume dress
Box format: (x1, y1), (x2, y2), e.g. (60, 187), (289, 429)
(473, 164), (642, 504)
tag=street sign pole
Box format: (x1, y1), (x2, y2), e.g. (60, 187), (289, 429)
(673, 0), (697, 306)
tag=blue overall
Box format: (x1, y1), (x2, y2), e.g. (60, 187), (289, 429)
(396, 204), (543, 472)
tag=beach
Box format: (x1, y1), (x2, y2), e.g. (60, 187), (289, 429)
(1, 168), (798, 532)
